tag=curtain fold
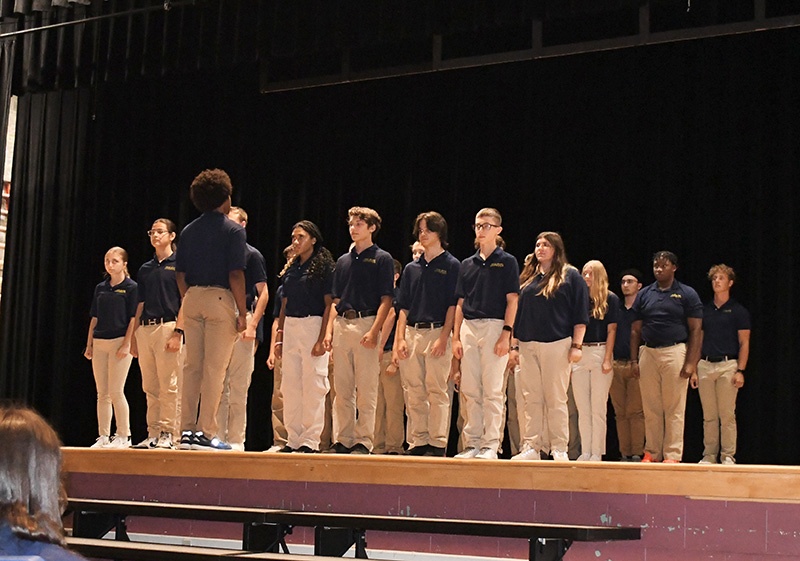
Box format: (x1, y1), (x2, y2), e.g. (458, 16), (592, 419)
(0, 88), (90, 427)
(0, 37), (15, 179)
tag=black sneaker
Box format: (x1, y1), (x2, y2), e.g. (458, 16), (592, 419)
(278, 445), (295, 453)
(192, 432), (232, 451)
(179, 431), (195, 450)
(330, 442), (351, 454)
(424, 446), (446, 457)
(350, 443), (370, 455)
(407, 445), (429, 456)
(294, 446), (317, 453)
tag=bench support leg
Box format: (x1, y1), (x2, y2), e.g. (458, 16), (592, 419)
(72, 511), (129, 541)
(315, 526), (367, 558)
(529, 538), (572, 561)
(243, 522), (292, 553)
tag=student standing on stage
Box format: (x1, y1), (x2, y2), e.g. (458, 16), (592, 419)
(274, 221), (335, 453)
(631, 251), (702, 463)
(175, 168), (247, 451)
(452, 208), (519, 460)
(84, 247), (138, 449)
(690, 264), (750, 465)
(216, 207), (269, 452)
(373, 259), (405, 455)
(508, 232), (588, 462)
(323, 207), (394, 454)
(394, 211), (460, 457)
(130, 219), (183, 450)
(571, 260), (618, 462)
(610, 269), (645, 461)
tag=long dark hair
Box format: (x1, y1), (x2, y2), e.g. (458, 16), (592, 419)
(292, 220), (334, 282)
(0, 405), (67, 546)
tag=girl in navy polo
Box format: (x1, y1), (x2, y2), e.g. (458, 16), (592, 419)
(572, 260), (619, 461)
(275, 221), (335, 453)
(509, 232), (589, 461)
(84, 247), (138, 449)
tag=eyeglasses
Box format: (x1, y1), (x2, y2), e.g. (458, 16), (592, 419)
(472, 223), (498, 232)
(147, 229), (168, 237)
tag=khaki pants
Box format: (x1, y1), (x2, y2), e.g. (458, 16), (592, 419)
(181, 287), (239, 438)
(400, 326), (452, 448)
(217, 313), (256, 446)
(504, 368), (521, 456)
(135, 322), (183, 437)
(374, 353), (405, 454)
(517, 338), (572, 454)
(319, 361), (335, 450)
(92, 337), (132, 438)
(271, 357), (288, 447)
(610, 359), (645, 457)
(332, 316), (380, 450)
(697, 359), (739, 462)
(639, 343), (688, 462)
(571, 344), (613, 457)
(459, 319), (507, 452)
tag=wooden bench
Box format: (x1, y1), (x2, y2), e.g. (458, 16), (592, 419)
(67, 498), (641, 561)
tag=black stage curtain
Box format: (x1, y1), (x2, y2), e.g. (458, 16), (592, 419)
(1, 28), (798, 463)
(0, 36), (14, 178)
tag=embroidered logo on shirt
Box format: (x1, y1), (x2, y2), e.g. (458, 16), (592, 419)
(434, 269), (448, 275)
(670, 294), (682, 298)
(165, 266), (176, 271)
(363, 258), (377, 264)
(114, 289), (127, 294)
(490, 263), (504, 268)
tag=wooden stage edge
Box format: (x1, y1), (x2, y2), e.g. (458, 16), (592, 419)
(62, 447), (800, 503)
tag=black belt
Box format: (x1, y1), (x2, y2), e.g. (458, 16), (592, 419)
(584, 342), (605, 347)
(140, 317), (176, 326)
(340, 309), (377, 319)
(703, 355), (737, 363)
(645, 341), (684, 348)
(411, 322), (444, 329)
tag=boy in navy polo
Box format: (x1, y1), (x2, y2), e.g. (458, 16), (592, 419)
(690, 264), (750, 464)
(394, 211), (461, 457)
(323, 207), (394, 454)
(175, 169), (248, 451)
(216, 207), (269, 452)
(631, 251), (702, 463)
(452, 208), (519, 460)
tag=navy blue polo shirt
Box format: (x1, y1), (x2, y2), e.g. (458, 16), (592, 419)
(137, 253), (181, 321)
(175, 211), (247, 288)
(273, 285), (283, 319)
(397, 250), (460, 324)
(584, 291), (620, 343)
(455, 247), (520, 320)
(613, 301), (637, 360)
(632, 279), (703, 346)
(283, 256), (333, 317)
(383, 288), (399, 351)
(701, 298), (751, 357)
(91, 277), (139, 339)
(513, 266), (589, 343)
(244, 243), (268, 311)
(332, 244), (394, 312)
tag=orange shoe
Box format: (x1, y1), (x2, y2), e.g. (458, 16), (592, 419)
(641, 452), (655, 463)
(662, 459), (680, 464)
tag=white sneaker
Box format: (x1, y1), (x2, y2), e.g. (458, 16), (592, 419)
(589, 454), (602, 462)
(455, 447), (479, 459)
(106, 436), (132, 449)
(577, 453), (591, 461)
(264, 445), (283, 453)
(230, 442), (245, 452)
(155, 432), (174, 450)
(552, 450), (570, 462)
(475, 447), (498, 460)
(699, 457), (716, 464)
(132, 436), (158, 449)
(721, 457), (735, 465)
(511, 445), (541, 461)
(90, 436), (111, 449)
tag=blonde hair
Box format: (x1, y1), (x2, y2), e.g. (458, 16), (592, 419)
(583, 260), (610, 320)
(105, 246), (130, 277)
(519, 232), (569, 299)
(708, 264), (736, 283)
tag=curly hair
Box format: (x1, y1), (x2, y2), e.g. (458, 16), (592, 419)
(284, 221), (335, 283)
(190, 168), (233, 212)
(0, 406), (67, 546)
